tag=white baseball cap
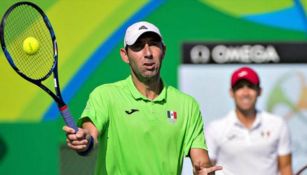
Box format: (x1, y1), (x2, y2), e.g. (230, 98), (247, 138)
(124, 21), (162, 47)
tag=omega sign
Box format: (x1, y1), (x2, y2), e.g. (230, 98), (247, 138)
(182, 42), (307, 64)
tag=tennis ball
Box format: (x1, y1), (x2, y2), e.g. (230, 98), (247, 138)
(23, 37), (40, 55)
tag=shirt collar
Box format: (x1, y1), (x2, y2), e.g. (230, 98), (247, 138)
(126, 75), (167, 102)
(228, 110), (262, 130)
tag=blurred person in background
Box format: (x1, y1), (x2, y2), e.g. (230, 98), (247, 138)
(206, 66), (292, 175)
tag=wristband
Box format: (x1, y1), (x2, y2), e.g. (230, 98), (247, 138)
(77, 135), (94, 156)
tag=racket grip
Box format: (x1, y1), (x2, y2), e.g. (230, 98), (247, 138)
(60, 105), (79, 133)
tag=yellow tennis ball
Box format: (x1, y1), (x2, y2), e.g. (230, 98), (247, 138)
(23, 37), (40, 55)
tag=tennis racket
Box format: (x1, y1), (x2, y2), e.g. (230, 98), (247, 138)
(0, 1), (78, 132)
(296, 165), (307, 175)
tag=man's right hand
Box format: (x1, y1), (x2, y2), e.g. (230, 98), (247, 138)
(63, 126), (91, 152)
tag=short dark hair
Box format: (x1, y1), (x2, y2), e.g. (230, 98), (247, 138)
(232, 79), (260, 92)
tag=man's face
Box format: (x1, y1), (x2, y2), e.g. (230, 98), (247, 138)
(230, 80), (261, 113)
(123, 32), (165, 81)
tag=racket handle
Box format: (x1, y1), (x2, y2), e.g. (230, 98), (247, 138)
(60, 105), (79, 133)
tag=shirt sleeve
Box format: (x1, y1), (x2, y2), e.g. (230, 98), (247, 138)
(184, 99), (207, 156)
(277, 120), (291, 156)
(78, 87), (109, 133)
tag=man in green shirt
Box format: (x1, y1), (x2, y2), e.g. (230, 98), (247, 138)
(63, 21), (222, 175)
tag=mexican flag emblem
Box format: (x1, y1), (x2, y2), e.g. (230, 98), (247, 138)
(167, 110), (177, 122)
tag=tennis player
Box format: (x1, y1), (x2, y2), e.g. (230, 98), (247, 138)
(63, 21), (222, 175)
(206, 66), (292, 175)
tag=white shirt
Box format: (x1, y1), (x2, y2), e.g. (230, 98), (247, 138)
(206, 110), (291, 175)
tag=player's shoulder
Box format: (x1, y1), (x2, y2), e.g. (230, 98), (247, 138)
(207, 112), (233, 130)
(91, 79), (127, 95)
(167, 85), (194, 99)
(167, 85), (198, 103)
(259, 111), (286, 126)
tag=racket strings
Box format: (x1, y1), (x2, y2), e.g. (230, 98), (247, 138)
(3, 4), (55, 81)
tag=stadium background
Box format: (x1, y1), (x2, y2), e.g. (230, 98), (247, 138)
(0, 0), (306, 174)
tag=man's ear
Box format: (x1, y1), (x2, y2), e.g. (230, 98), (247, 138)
(229, 88), (234, 98)
(120, 48), (129, 64)
(257, 87), (262, 97)
(162, 44), (166, 59)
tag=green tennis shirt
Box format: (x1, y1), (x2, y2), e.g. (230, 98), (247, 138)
(79, 76), (207, 175)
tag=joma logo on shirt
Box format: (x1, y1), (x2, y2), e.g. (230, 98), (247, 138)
(125, 109), (139, 115)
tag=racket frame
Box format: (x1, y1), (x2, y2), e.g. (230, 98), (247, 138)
(0, 1), (78, 131)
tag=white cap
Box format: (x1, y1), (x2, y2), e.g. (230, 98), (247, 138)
(124, 21), (162, 47)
